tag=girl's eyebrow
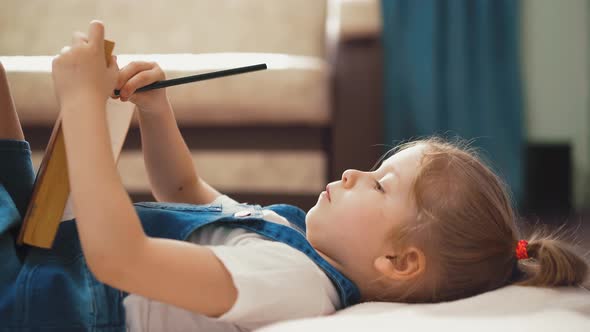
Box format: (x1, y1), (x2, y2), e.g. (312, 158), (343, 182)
(375, 169), (399, 192)
(378, 162), (399, 179)
(377, 167), (398, 195)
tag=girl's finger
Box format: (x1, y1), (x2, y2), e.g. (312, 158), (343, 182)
(117, 61), (155, 90)
(119, 67), (161, 98)
(72, 31), (88, 46)
(87, 20), (105, 48)
(108, 55), (119, 69)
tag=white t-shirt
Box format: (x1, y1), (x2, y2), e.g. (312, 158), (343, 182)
(123, 195), (340, 331)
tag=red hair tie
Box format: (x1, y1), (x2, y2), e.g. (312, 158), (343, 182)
(515, 240), (529, 260)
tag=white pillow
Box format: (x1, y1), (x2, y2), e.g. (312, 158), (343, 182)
(257, 286), (590, 332)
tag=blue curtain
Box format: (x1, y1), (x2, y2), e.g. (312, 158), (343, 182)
(381, 0), (524, 205)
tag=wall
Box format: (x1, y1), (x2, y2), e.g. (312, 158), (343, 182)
(521, 0), (590, 209)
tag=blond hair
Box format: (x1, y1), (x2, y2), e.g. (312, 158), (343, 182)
(374, 137), (588, 303)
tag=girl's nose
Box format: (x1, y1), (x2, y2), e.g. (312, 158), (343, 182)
(341, 169), (360, 188)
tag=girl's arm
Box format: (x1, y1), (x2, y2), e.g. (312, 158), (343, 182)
(136, 102), (221, 204)
(115, 61), (221, 204)
(55, 21), (237, 317)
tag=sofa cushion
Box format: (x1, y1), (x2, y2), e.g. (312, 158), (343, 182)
(32, 150), (326, 196)
(0, 53), (330, 126)
(0, 0), (328, 57)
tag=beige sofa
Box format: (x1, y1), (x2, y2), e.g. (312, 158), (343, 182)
(1, 0), (382, 210)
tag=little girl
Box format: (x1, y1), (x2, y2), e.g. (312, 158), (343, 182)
(0, 21), (587, 331)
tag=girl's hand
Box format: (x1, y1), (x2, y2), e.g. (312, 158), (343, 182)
(52, 21), (118, 108)
(113, 61), (170, 114)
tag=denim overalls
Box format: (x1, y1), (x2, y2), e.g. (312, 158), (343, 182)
(0, 139), (360, 331)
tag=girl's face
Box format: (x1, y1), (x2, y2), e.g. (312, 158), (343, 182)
(306, 144), (425, 279)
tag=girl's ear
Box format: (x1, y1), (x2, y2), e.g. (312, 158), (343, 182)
(374, 247), (426, 281)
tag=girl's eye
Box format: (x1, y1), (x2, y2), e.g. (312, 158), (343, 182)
(375, 181), (385, 193)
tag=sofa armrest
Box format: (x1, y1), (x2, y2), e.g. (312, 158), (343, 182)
(339, 0), (382, 41)
(329, 0), (384, 180)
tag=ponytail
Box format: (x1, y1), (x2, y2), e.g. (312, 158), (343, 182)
(514, 231), (588, 287)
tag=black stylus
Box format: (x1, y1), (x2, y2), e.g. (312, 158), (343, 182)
(113, 63), (267, 96)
